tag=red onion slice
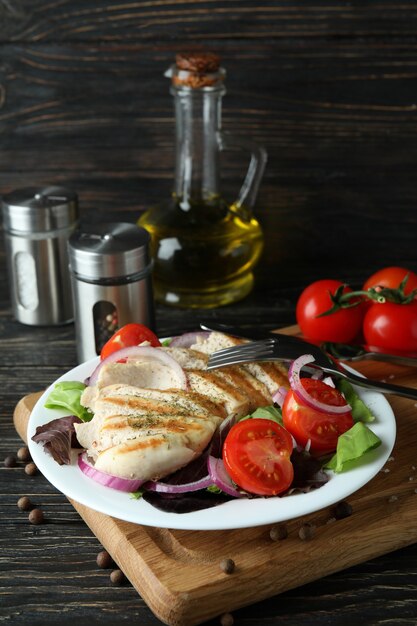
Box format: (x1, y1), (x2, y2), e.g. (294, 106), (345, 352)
(208, 455), (246, 498)
(288, 354), (351, 415)
(88, 345), (187, 388)
(144, 475), (212, 494)
(169, 331), (210, 348)
(78, 453), (144, 492)
(272, 386), (288, 408)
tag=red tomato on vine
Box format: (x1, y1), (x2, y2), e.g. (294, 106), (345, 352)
(296, 279), (364, 343)
(363, 300), (417, 352)
(363, 266), (417, 295)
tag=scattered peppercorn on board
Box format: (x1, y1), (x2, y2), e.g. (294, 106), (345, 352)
(13, 326), (417, 626)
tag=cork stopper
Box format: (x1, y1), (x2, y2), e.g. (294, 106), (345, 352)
(176, 52), (221, 74)
(168, 52), (225, 88)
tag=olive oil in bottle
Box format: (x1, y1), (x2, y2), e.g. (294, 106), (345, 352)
(138, 52), (266, 308)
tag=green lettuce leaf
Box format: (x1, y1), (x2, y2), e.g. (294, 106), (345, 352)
(239, 404), (283, 426)
(336, 379), (375, 423)
(130, 489), (144, 499)
(45, 381), (92, 422)
(207, 484), (224, 494)
(324, 422), (381, 473)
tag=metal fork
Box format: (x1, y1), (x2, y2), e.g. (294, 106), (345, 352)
(206, 337), (417, 401)
(200, 323), (335, 368)
(200, 321), (417, 367)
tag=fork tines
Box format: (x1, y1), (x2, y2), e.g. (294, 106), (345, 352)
(206, 338), (277, 369)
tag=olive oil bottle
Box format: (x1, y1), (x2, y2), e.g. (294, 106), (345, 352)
(138, 52), (266, 308)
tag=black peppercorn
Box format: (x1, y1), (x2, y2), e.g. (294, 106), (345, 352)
(298, 523), (314, 541)
(96, 550), (114, 569)
(17, 496), (33, 511)
(220, 613), (234, 626)
(219, 558), (235, 574)
(28, 508), (44, 525)
(110, 569), (125, 585)
(334, 501), (353, 519)
(17, 446), (31, 462)
(4, 455), (17, 468)
(269, 524), (288, 541)
(25, 462), (38, 476)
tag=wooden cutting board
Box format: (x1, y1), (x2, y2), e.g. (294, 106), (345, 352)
(13, 327), (417, 626)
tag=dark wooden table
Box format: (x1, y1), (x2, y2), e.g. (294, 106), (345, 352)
(1, 2), (417, 625)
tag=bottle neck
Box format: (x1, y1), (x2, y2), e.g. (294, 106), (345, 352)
(172, 86), (225, 210)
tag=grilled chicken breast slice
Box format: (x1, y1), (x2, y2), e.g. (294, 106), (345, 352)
(78, 384), (226, 449)
(75, 385), (225, 481)
(163, 347), (209, 369)
(76, 332), (289, 482)
(82, 384), (226, 422)
(185, 369), (251, 418)
(215, 365), (271, 410)
(81, 356), (187, 412)
(164, 346), (272, 410)
(82, 352), (255, 418)
(191, 331), (289, 395)
(95, 435), (197, 481)
(94, 360), (182, 391)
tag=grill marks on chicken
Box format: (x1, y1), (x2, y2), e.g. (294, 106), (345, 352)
(76, 332), (290, 482)
(216, 365), (271, 409)
(190, 331), (289, 395)
(166, 345), (273, 411)
(76, 386), (226, 480)
(185, 369), (251, 417)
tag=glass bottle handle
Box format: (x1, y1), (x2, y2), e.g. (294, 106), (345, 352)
(219, 132), (267, 217)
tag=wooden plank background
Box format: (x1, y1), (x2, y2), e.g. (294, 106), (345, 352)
(1, 1), (417, 289)
(1, 2), (417, 625)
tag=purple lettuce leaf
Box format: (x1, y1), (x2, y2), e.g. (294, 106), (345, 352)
(142, 489), (230, 513)
(31, 415), (82, 465)
(153, 448), (210, 485)
(288, 447), (330, 493)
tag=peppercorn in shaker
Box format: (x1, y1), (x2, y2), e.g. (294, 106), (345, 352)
(68, 222), (155, 363)
(1, 186), (79, 325)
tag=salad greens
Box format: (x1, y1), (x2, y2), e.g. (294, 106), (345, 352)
(45, 381), (92, 422)
(336, 379), (375, 423)
(324, 422), (382, 473)
(238, 382), (381, 474)
(36, 351), (383, 513)
(239, 404), (283, 425)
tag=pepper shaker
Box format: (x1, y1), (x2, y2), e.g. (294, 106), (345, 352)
(1, 186), (79, 326)
(68, 222), (155, 363)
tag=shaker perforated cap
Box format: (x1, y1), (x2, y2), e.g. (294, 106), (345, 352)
(68, 222), (152, 281)
(1, 186), (79, 233)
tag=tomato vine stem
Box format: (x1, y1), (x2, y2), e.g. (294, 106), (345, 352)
(318, 274), (417, 318)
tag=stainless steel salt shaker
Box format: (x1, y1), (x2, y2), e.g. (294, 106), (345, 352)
(68, 222), (155, 363)
(1, 186), (79, 326)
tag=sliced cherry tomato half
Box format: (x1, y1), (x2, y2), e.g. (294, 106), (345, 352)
(282, 378), (353, 455)
(222, 418), (294, 496)
(100, 323), (161, 360)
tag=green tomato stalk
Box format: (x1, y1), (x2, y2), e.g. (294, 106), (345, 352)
(319, 274), (417, 318)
